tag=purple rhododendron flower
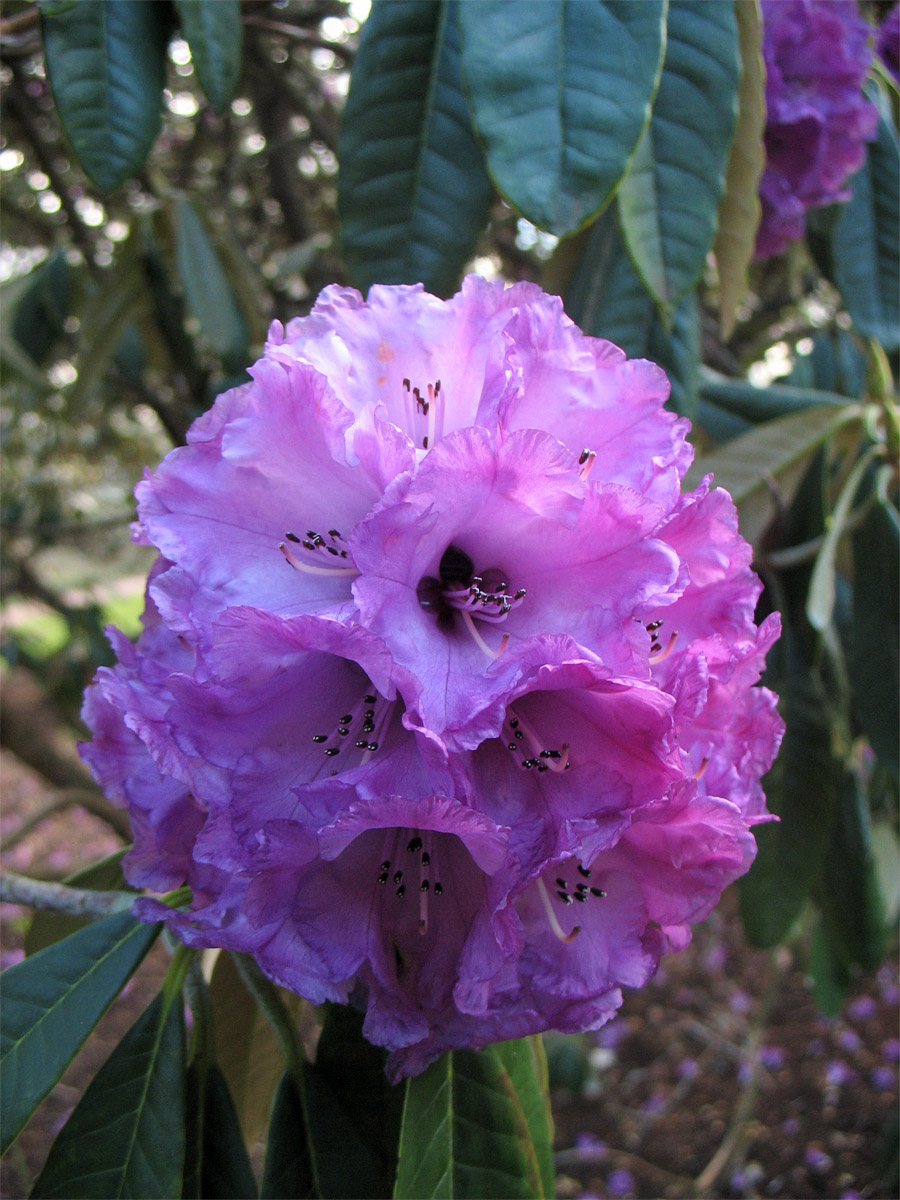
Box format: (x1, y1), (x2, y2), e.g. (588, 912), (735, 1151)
(756, 0), (878, 258)
(80, 277), (782, 1080)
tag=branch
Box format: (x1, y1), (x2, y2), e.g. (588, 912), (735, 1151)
(0, 870), (133, 918)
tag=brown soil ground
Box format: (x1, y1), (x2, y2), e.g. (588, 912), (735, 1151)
(2, 747), (897, 1200)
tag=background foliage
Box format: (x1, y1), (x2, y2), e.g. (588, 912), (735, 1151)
(0, 1), (897, 1197)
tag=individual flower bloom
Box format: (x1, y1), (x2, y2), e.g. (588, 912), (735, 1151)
(349, 424), (681, 745)
(134, 276), (688, 654)
(756, 0), (878, 258)
(878, 4), (900, 84)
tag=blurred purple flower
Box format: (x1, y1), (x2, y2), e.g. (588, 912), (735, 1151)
(848, 993), (877, 1021)
(758, 1044), (785, 1070)
(756, 0), (878, 258)
(870, 1066), (897, 1091)
(878, 4), (900, 82)
(836, 1027), (862, 1053)
(80, 278), (783, 1078)
(606, 1168), (635, 1198)
(825, 1060), (855, 1087)
(882, 1038), (900, 1061)
(805, 1146), (833, 1174)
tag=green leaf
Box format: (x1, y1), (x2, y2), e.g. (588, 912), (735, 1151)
(197, 1064), (257, 1199)
(393, 1045), (547, 1200)
(809, 918), (851, 1018)
(41, 0), (168, 192)
(562, 208), (699, 415)
(684, 402), (862, 548)
(492, 1038), (554, 1199)
(314, 1004), (403, 1196)
(174, 197), (248, 371)
(832, 101), (900, 352)
(850, 498), (900, 777)
(176, 0), (242, 115)
(31, 987), (186, 1199)
(260, 1064), (382, 1200)
(740, 625), (841, 948)
(25, 849), (133, 955)
(459, 0), (667, 236)
(618, 0), (740, 307)
(815, 772), (888, 972)
(714, 0), (764, 338)
(68, 254), (146, 410)
(338, 1), (493, 296)
(698, 375), (849, 423)
(0, 909), (159, 1154)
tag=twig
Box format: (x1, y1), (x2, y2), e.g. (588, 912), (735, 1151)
(0, 870), (133, 917)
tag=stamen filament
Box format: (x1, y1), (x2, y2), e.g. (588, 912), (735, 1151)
(693, 756), (710, 780)
(509, 707), (569, 772)
(536, 877), (581, 943)
(578, 449), (597, 481)
(649, 631), (678, 663)
(280, 542), (359, 578)
(461, 609), (508, 659)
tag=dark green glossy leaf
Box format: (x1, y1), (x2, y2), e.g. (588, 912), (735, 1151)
(459, 0), (666, 236)
(393, 1046), (544, 1200)
(31, 988), (186, 1198)
(714, 0), (764, 338)
(815, 772), (888, 972)
(261, 1063), (383, 1200)
(562, 208), (699, 416)
(25, 849), (132, 955)
(174, 197), (248, 371)
(832, 101), (900, 351)
(698, 376), (850, 423)
(0, 909), (159, 1153)
(619, 0), (740, 306)
(176, 0), (242, 115)
(199, 1064), (257, 1199)
(851, 498), (900, 777)
(339, 0), (493, 296)
(41, 0), (168, 192)
(314, 1004), (402, 1196)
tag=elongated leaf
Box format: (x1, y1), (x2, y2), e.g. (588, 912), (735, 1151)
(68, 256), (146, 410)
(314, 1004), (403, 1196)
(41, 0), (168, 192)
(740, 624), (840, 947)
(809, 917), (851, 1017)
(562, 208), (699, 415)
(199, 1064), (258, 1199)
(832, 102), (900, 351)
(394, 1046), (543, 1200)
(25, 849), (132, 955)
(699, 375), (850, 423)
(174, 197), (248, 371)
(492, 1038), (554, 1199)
(261, 1065), (382, 1200)
(619, 0), (740, 307)
(176, 0), (242, 115)
(209, 951), (306, 1151)
(11, 251), (72, 365)
(850, 499), (900, 776)
(459, 0), (666, 236)
(714, 0), (764, 338)
(31, 988), (186, 1198)
(815, 772), (887, 973)
(339, 1), (493, 296)
(685, 403), (861, 547)
(0, 909), (158, 1153)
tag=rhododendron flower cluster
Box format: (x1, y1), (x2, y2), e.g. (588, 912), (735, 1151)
(81, 278), (783, 1080)
(756, 0), (878, 259)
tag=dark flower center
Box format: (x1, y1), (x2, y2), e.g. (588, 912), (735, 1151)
(416, 544), (526, 651)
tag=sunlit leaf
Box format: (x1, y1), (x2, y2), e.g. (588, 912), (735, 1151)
(0, 909), (158, 1154)
(176, 0), (242, 115)
(714, 0), (765, 338)
(31, 987), (186, 1198)
(492, 1038), (554, 1199)
(619, 0), (740, 306)
(339, 0), (493, 296)
(41, 0), (168, 192)
(459, 0), (666, 236)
